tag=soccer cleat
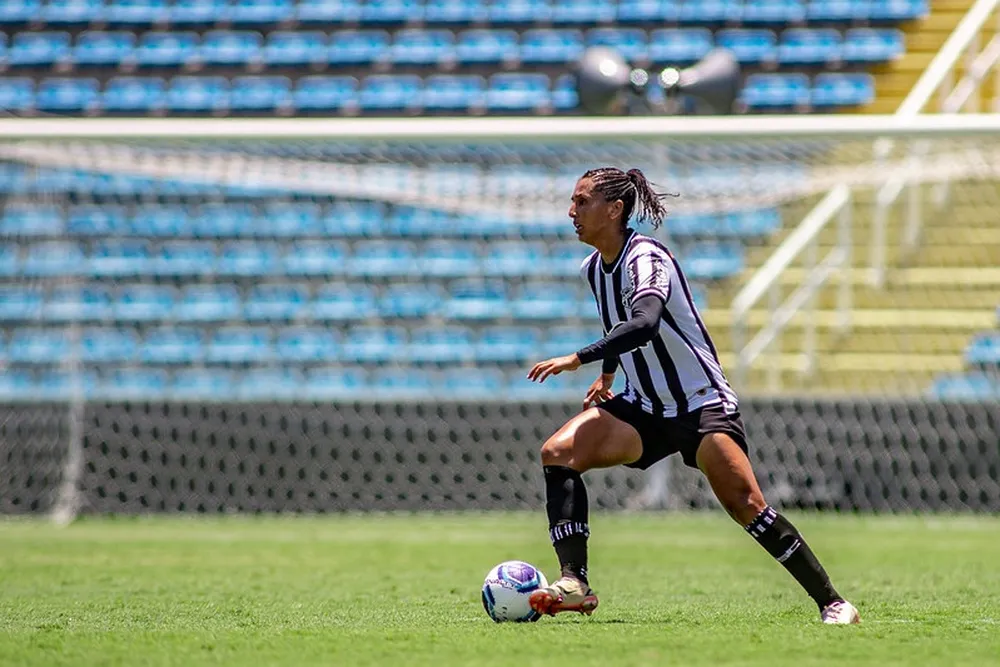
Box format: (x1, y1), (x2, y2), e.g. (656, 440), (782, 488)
(529, 576), (599, 617)
(821, 599), (861, 625)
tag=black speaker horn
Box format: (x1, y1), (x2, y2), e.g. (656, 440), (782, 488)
(658, 48), (741, 114)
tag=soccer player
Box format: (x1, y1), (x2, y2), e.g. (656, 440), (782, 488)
(525, 167), (860, 625)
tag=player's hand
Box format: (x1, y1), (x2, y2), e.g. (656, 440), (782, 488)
(527, 354), (582, 383)
(583, 373), (616, 410)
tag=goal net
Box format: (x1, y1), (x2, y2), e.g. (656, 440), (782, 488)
(1, 115), (998, 518)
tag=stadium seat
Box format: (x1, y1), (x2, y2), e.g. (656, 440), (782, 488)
(236, 368), (304, 400)
(741, 73), (810, 108)
(407, 325), (473, 363)
(520, 29), (584, 64)
(422, 75), (487, 110)
(132, 205), (191, 236)
(105, 0), (169, 24)
(101, 369), (168, 400)
(510, 282), (581, 320)
(342, 325), (409, 364)
(419, 240), (480, 277)
(811, 72), (874, 107)
(36, 78), (100, 113)
(648, 29), (713, 64)
(23, 242), (86, 276)
(41, 0), (105, 24)
(328, 31), (390, 64)
(486, 73), (550, 111)
(166, 76), (230, 113)
(0, 0), (41, 23)
(311, 283), (378, 320)
(617, 0), (680, 23)
(0, 371), (35, 400)
(89, 239), (150, 277)
(551, 0), (615, 23)
(8, 328), (70, 363)
(678, 0), (739, 24)
(293, 76), (359, 111)
(67, 205), (128, 235)
(263, 31), (328, 66)
(206, 327), (273, 363)
(807, 0), (868, 21)
(230, 76), (293, 111)
(437, 367), (506, 398)
(778, 28), (842, 65)
(348, 239), (418, 276)
(9, 32), (71, 67)
(0, 287), (43, 320)
(135, 31), (199, 68)
(718, 208), (781, 237)
(80, 328), (139, 363)
(102, 76), (167, 112)
(378, 284), (447, 318)
(489, 0), (552, 23)
(200, 30), (263, 66)
(2, 206), (63, 236)
(391, 29), (456, 65)
(171, 369), (235, 399)
(541, 325), (599, 358)
(483, 240), (548, 277)
(964, 333), (1000, 366)
(0, 78), (35, 112)
(113, 284), (175, 321)
(475, 326), (541, 363)
(322, 201), (385, 236)
(283, 241), (349, 276)
(425, 0), (487, 23)
(843, 28), (905, 63)
(169, 0), (230, 24)
(553, 74), (579, 110)
(455, 29), (518, 64)
(304, 366), (368, 398)
(681, 243), (744, 280)
(742, 0), (807, 23)
(297, 0), (362, 23)
(928, 372), (1000, 401)
(548, 241), (590, 276)
(261, 202), (322, 237)
(74, 31), (136, 66)
(217, 242), (279, 276)
(869, 0), (927, 21)
(359, 74), (423, 111)
(359, 0), (424, 23)
(445, 280), (509, 319)
(156, 241), (217, 276)
(244, 283), (309, 320)
(586, 28), (648, 62)
(141, 327), (204, 364)
(370, 367), (434, 398)
(275, 327), (340, 362)
(0, 245), (20, 276)
(386, 206), (449, 237)
(716, 29), (777, 64)
(230, 0), (294, 24)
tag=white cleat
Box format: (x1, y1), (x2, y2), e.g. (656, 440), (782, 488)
(821, 600), (861, 625)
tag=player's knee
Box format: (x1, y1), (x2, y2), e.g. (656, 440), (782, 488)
(540, 434), (584, 470)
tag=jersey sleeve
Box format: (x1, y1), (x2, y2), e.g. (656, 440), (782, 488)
(579, 251), (597, 283)
(626, 244), (672, 306)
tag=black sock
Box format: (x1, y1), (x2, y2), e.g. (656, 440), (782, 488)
(543, 465), (590, 584)
(746, 506), (841, 610)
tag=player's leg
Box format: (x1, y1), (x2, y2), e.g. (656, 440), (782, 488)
(695, 432), (859, 624)
(532, 406), (642, 616)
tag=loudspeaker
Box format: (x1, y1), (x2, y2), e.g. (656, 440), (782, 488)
(659, 48), (741, 114)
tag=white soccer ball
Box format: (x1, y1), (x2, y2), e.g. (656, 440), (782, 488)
(481, 560), (549, 623)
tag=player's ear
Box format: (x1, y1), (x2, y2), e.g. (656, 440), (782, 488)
(609, 198), (625, 224)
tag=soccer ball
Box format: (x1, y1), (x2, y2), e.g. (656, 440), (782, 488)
(481, 560), (549, 623)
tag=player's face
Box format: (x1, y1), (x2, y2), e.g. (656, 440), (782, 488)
(569, 178), (623, 245)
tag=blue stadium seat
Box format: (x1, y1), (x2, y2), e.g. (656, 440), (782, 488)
(34, 370), (99, 400)
(23, 242), (86, 276)
(167, 76), (230, 113)
(812, 72), (874, 107)
(445, 280), (509, 320)
(131, 205), (190, 236)
(0, 371), (35, 400)
(231, 76), (293, 111)
(322, 201), (384, 236)
(244, 283), (309, 320)
(141, 327), (204, 364)
(311, 283), (378, 320)
(423, 75), (487, 110)
(169, 0), (230, 24)
(741, 73), (810, 108)
(386, 206), (449, 237)
(510, 282), (581, 320)
(520, 29), (584, 63)
(678, 0), (739, 24)
(869, 0), (927, 21)
(342, 325), (408, 364)
(407, 325), (472, 363)
(0, 287), (42, 320)
(0, 0), (41, 23)
(843, 28), (905, 62)
(294, 76), (359, 111)
(275, 327), (340, 362)
(348, 239), (417, 276)
(217, 242), (279, 276)
(359, 0), (424, 23)
(489, 0), (551, 23)
(89, 239), (150, 277)
(649, 28), (712, 64)
(8, 329), (70, 363)
(391, 29), (455, 65)
(425, 0), (487, 23)
(549, 241), (590, 276)
(541, 325), (599, 358)
(0, 245), (20, 276)
(928, 372), (1000, 401)
(475, 326), (541, 362)
(263, 31), (327, 66)
(283, 241), (349, 276)
(778, 28), (842, 65)
(261, 202), (322, 237)
(964, 333), (1000, 366)
(328, 31), (390, 64)
(200, 30), (263, 66)
(237, 368), (304, 400)
(455, 29), (518, 64)
(486, 73), (550, 111)
(807, 0), (868, 21)
(379, 284), (447, 318)
(681, 243), (744, 279)
(551, 0), (615, 23)
(9, 32), (71, 67)
(114, 284), (175, 321)
(586, 28), (648, 62)
(41, 0), (105, 24)
(0, 78), (35, 112)
(171, 369), (234, 399)
(716, 29), (777, 64)
(297, 0), (362, 23)
(437, 368), (506, 398)
(105, 0), (169, 24)
(101, 369), (168, 400)
(742, 0), (807, 23)
(36, 77), (100, 112)
(157, 241), (217, 276)
(103, 76), (166, 112)
(617, 0), (680, 23)
(371, 367), (434, 398)
(665, 213), (718, 238)
(483, 240), (548, 277)
(553, 73), (579, 110)
(2, 206), (63, 236)
(230, 0), (294, 24)
(718, 208), (781, 237)
(359, 74), (422, 110)
(420, 240), (480, 277)
(80, 328), (139, 363)
(135, 31), (198, 67)
(44, 286), (112, 321)
(304, 366), (368, 398)
(74, 31), (136, 66)
(206, 327), (273, 364)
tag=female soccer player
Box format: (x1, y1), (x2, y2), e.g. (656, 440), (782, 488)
(526, 167), (859, 624)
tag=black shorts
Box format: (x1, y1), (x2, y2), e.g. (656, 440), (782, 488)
(597, 395), (749, 470)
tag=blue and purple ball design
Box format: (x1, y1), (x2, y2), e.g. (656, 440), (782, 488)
(481, 560), (549, 623)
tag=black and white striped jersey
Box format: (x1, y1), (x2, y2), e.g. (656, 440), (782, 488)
(580, 229), (739, 418)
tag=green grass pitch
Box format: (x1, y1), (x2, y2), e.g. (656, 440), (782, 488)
(1, 513), (998, 667)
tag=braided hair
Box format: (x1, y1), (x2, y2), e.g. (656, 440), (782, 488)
(582, 167), (671, 230)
